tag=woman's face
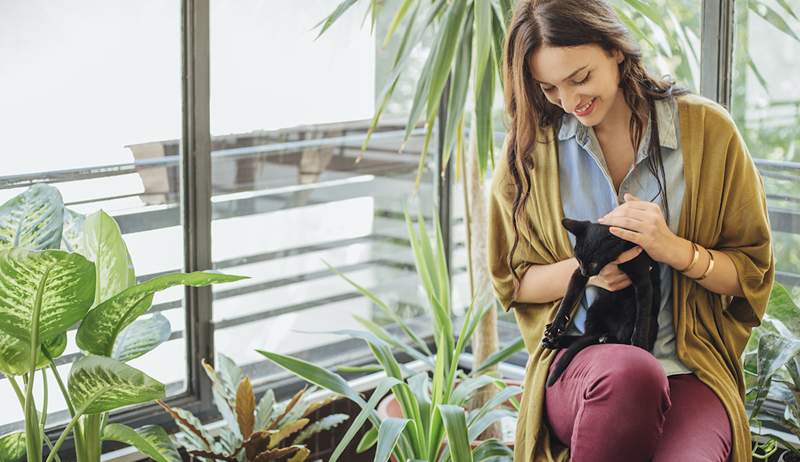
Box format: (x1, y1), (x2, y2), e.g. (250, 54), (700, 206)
(529, 43), (624, 127)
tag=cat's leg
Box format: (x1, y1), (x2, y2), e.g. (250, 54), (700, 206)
(619, 255), (655, 349)
(543, 268), (589, 345)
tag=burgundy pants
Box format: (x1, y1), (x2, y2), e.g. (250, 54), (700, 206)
(544, 344), (732, 461)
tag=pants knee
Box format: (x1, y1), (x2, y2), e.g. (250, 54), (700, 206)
(587, 346), (670, 406)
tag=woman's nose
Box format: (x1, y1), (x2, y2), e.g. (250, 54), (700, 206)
(560, 90), (580, 114)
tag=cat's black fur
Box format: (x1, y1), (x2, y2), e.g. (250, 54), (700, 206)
(542, 218), (661, 387)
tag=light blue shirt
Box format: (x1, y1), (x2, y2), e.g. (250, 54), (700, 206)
(558, 97), (692, 376)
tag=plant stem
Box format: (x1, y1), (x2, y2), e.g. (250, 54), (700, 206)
(45, 411), (85, 462)
(8, 376), (25, 409)
(83, 414), (103, 462)
(47, 356), (86, 461)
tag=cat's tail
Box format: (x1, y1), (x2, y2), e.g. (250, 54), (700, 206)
(546, 334), (607, 387)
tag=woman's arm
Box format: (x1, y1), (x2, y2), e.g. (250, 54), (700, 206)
(664, 236), (745, 298)
(514, 258), (579, 304)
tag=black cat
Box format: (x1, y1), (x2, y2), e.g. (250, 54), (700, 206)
(542, 218), (661, 387)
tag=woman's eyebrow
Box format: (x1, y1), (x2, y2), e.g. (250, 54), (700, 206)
(533, 65), (589, 85)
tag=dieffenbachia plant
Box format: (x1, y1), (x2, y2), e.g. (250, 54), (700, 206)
(0, 184), (246, 462)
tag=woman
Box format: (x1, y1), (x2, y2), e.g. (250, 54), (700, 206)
(487, 1), (775, 461)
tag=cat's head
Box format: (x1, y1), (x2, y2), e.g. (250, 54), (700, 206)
(562, 218), (637, 277)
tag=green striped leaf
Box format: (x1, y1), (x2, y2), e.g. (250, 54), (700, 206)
(78, 210), (136, 306)
(112, 312), (172, 362)
(439, 405), (472, 462)
(68, 355), (165, 415)
(102, 423), (180, 462)
(0, 432), (26, 462)
(60, 208), (85, 252)
(0, 184), (63, 251)
(374, 418), (409, 462)
(77, 272), (245, 356)
(0, 248), (95, 343)
(0, 331), (66, 376)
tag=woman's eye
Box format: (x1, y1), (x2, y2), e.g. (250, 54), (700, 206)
(541, 86), (555, 93)
(574, 73), (591, 85)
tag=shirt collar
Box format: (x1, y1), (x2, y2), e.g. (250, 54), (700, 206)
(557, 97), (678, 150)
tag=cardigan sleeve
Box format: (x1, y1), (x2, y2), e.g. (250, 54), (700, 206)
(487, 167), (547, 312)
(713, 116), (775, 327)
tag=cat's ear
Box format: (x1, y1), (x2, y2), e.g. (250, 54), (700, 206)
(562, 218), (589, 236)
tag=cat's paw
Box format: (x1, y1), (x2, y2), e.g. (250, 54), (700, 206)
(543, 321), (566, 345)
(541, 335), (559, 349)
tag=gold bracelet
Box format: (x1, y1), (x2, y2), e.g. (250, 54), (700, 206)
(696, 248), (715, 281)
(678, 242), (700, 273)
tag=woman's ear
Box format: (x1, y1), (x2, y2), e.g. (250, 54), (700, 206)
(613, 49), (624, 64)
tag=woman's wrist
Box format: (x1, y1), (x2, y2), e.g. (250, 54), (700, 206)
(667, 235), (695, 271)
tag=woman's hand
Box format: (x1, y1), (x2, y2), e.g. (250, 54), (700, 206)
(597, 192), (679, 265)
(587, 246), (642, 291)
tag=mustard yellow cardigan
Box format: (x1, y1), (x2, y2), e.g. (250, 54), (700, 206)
(488, 94), (775, 462)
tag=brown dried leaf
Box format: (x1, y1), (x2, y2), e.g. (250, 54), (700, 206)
(268, 419), (309, 449)
(236, 376), (256, 439)
(253, 446), (301, 462)
(243, 430), (270, 460)
(286, 447), (310, 462)
(266, 386), (307, 431)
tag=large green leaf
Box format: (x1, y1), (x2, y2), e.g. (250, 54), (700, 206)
(0, 184), (64, 251)
(79, 210), (136, 306)
(438, 405), (472, 462)
(61, 208), (85, 252)
(0, 432), (26, 462)
(374, 418), (409, 462)
(257, 349), (362, 404)
(0, 248), (95, 343)
(0, 331), (66, 376)
(77, 271), (245, 356)
(68, 355), (165, 415)
(112, 312), (172, 362)
(102, 423), (181, 462)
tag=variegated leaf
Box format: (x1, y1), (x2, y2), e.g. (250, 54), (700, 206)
(157, 400), (214, 452)
(78, 210), (136, 306)
(0, 330), (66, 376)
(0, 248), (94, 343)
(112, 312), (171, 362)
(254, 389), (275, 431)
(68, 355), (165, 414)
(60, 207), (85, 252)
(0, 431), (25, 462)
(102, 423), (181, 462)
(0, 184), (63, 251)
(76, 271), (246, 356)
(292, 413), (348, 444)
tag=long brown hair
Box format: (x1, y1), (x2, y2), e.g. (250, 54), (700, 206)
(502, 0), (689, 290)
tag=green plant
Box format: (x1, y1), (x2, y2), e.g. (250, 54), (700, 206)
(259, 209), (522, 462)
(0, 184), (245, 462)
(158, 353), (349, 462)
(744, 282), (800, 457)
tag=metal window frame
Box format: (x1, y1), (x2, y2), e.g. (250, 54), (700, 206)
(701, 0), (735, 108)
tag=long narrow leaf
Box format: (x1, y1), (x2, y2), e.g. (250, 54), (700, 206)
(374, 418), (409, 462)
(439, 405), (472, 462)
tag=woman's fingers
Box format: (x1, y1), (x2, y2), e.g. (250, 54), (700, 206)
(614, 246), (643, 264)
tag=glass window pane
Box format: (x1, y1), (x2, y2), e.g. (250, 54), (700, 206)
(0, 0), (183, 430)
(209, 1), (436, 377)
(731, 0), (800, 293)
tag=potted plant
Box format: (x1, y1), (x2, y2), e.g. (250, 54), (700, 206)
(745, 282), (800, 461)
(0, 184), (245, 462)
(259, 209), (522, 461)
(158, 353), (349, 462)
